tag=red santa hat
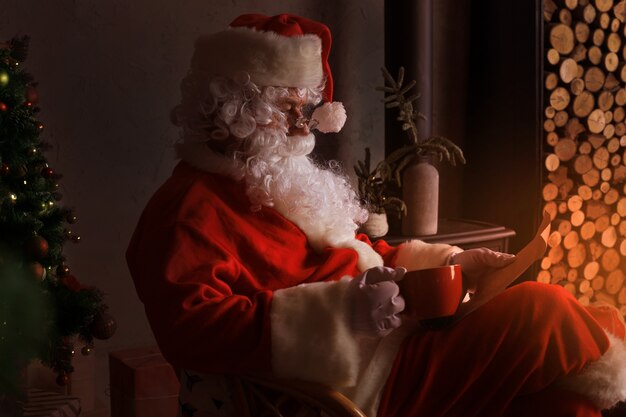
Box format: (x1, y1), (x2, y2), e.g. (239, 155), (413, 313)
(190, 13), (346, 133)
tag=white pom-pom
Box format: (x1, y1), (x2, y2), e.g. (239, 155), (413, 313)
(311, 102), (347, 133)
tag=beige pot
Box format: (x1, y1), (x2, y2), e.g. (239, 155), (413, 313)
(361, 212), (389, 238)
(401, 160), (439, 236)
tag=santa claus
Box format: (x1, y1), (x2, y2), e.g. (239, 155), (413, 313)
(127, 13), (626, 417)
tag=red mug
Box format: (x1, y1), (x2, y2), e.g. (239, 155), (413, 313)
(398, 264), (463, 320)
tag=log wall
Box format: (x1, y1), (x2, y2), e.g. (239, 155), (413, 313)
(542, 0), (626, 315)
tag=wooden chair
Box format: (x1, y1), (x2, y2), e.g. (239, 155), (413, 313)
(178, 370), (366, 417)
(235, 375), (366, 417)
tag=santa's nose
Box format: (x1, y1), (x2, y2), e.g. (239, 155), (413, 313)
(288, 123), (310, 136)
(287, 108), (310, 135)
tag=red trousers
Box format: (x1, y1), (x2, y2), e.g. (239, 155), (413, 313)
(378, 282), (625, 417)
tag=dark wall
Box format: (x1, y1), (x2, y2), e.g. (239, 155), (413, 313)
(433, 1), (471, 221)
(383, 0), (543, 240)
(463, 0), (543, 254)
(384, 0), (472, 227)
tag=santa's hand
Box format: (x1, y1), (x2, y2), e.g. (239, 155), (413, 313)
(348, 266), (406, 337)
(450, 248), (515, 293)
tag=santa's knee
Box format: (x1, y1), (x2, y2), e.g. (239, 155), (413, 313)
(506, 281), (575, 315)
(493, 281), (599, 343)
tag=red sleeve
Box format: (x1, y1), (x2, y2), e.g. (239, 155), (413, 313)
(355, 233), (400, 266)
(126, 219), (272, 375)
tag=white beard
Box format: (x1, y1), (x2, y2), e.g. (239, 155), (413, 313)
(176, 127), (384, 271)
(241, 128), (369, 251)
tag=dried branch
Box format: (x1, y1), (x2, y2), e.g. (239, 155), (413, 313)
(354, 147), (407, 216)
(378, 66), (419, 144)
(356, 66), (466, 216)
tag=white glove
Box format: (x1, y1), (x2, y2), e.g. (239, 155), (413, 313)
(449, 247), (516, 278)
(348, 266), (406, 337)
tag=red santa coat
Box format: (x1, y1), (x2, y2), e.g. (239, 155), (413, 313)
(127, 161), (626, 417)
(127, 161), (457, 410)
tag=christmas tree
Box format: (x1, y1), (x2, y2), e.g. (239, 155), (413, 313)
(0, 36), (116, 395)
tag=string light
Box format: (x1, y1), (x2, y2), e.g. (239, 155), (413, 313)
(9, 193), (17, 202)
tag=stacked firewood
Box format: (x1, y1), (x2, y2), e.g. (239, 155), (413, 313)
(541, 0), (626, 315)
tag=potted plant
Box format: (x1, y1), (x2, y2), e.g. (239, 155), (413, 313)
(377, 66), (465, 236)
(354, 147), (407, 238)
(355, 67), (465, 236)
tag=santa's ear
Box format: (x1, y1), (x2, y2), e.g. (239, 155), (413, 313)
(311, 102), (347, 133)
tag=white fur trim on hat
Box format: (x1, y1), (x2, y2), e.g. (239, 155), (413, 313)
(192, 27), (324, 89)
(271, 277), (360, 387)
(312, 102), (347, 133)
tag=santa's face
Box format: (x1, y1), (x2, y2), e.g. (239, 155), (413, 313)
(274, 88), (314, 137)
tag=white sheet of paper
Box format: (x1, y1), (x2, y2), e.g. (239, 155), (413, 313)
(455, 211), (551, 320)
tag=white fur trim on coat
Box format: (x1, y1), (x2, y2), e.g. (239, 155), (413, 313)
(557, 331), (626, 410)
(339, 321), (421, 417)
(393, 239), (460, 271)
(271, 276), (421, 417)
(335, 239), (384, 272)
(192, 27), (324, 89)
(271, 277), (360, 387)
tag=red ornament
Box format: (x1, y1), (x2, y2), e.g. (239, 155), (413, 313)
(0, 102), (6, 112)
(29, 262), (46, 281)
(90, 312), (117, 340)
(41, 167), (54, 178)
(25, 235), (49, 260)
(0, 164), (9, 176)
(26, 85), (38, 104)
